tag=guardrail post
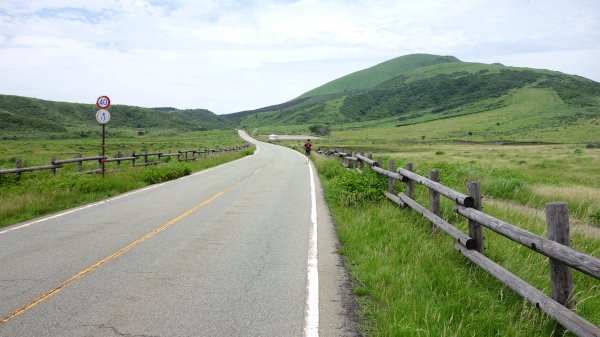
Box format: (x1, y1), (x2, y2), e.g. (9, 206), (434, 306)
(405, 162), (414, 199)
(546, 202), (574, 308)
(15, 159), (22, 180)
(429, 170), (440, 232)
(467, 181), (484, 254)
(77, 153), (83, 173)
(51, 156), (57, 175)
(387, 159), (395, 193)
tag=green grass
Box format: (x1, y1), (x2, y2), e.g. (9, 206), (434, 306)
(298, 54), (460, 98)
(329, 88), (599, 144)
(314, 154), (600, 336)
(0, 129), (244, 168)
(0, 130), (253, 228)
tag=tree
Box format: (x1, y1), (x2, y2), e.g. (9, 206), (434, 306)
(309, 124), (330, 136)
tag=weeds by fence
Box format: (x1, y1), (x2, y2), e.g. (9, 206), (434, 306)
(327, 149), (600, 337)
(0, 144), (250, 179)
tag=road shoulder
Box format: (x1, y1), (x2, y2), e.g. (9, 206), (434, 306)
(312, 163), (362, 337)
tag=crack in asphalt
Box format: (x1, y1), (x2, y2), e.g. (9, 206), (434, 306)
(85, 324), (160, 337)
(243, 236), (272, 297)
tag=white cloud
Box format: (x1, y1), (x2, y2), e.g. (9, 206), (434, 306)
(0, 0), (599, 114)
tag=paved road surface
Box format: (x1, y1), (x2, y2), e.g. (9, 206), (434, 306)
(0, 131), (359, 337)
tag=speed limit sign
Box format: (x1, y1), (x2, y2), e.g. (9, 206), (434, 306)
(96, 96), (110, 109)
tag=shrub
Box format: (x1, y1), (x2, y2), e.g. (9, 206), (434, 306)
(484, 177), (531, 199)
(331, 167), (386, 206)
(590, 209), (600, 226)
(318, 157), (347, 179)
(140, 165), (191, 184)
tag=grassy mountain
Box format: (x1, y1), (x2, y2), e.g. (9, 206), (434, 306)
(224, 53), (459, 125)
(234, 54), (600, 143)
(298, 54), (459, 98)
(0, 95), (230, 139)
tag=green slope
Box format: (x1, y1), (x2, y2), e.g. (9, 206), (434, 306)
(333, 87), (600, 144)
(0, 95), (230, 138)
(298, 54), (460, 98)
(237, 54), (600, 144)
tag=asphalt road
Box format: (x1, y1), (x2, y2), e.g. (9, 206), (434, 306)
(0, 131), (359, 337)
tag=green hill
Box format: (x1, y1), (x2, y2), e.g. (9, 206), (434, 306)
(234, 54), (600, 143)
(223, 54), (459, 125)
(0, 95), (230, 139)
(298, 54), (460, 98)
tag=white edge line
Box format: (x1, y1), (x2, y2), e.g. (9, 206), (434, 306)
(304, 161), (319, 337)
(0, 149), (255, 236)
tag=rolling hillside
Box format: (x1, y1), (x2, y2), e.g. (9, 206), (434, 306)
(298, 54), (459, 98)
(0, 95), (230, 138)
(234, 54), (600, 143)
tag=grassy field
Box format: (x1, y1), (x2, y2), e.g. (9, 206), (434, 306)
(326, 88), (600, 144)
(298, 104), (600, 336)
(313, 151), (600, 336)
(0, 130), (252, 228)
(0, 129), (244, 168)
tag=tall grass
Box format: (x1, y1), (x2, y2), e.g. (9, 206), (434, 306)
(314, 155), (600, 337)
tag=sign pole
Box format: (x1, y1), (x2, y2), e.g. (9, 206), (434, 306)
(102, 123), (106, 177)
(96, 96), (111, 178)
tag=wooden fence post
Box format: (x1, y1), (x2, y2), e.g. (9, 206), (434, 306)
(143, 152), (148, 165)
(429, 170), (440, 232)
(15, 159), (21, 180)
(131, 151), (136, 166)
(77, 153), (83, 173)
(157, 149), (161, 162)
(467, 181), (484, 254)
(51, 156), (57, 175)
(405, 162), (414, 199)
(359, 152), (364, 170)
(376, 156), (382, 168)
(387, 159), (395, 193)
(546, 202), (575, 308)
(116, 151), (121, 168)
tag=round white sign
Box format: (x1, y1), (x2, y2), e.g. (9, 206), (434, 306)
(96, 109), (111, 124)
(96, 96), (111, 109)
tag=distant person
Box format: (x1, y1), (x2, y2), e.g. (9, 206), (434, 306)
(303, 139), (312, 163)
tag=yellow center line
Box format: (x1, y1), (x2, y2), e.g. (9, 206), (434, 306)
(0, 188), (229, 325)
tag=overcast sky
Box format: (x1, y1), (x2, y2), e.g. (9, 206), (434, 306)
(1, 0), (599, 114)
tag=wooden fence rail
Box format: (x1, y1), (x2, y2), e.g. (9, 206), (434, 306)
(326, 149), (600, 337)
(0, 143), (250, 179)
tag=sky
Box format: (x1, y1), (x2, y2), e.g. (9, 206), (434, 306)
(0, 0), (599, 115)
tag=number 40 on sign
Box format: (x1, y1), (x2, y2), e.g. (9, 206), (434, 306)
(96, 95), (110, 109)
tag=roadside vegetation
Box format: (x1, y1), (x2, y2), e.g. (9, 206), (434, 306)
(313, 152), (600, 336)
(0, 130), (254, 228)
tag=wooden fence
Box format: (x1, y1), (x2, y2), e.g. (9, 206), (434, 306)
(327, 149), (600, 337)
(0, 143), (250, 179)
